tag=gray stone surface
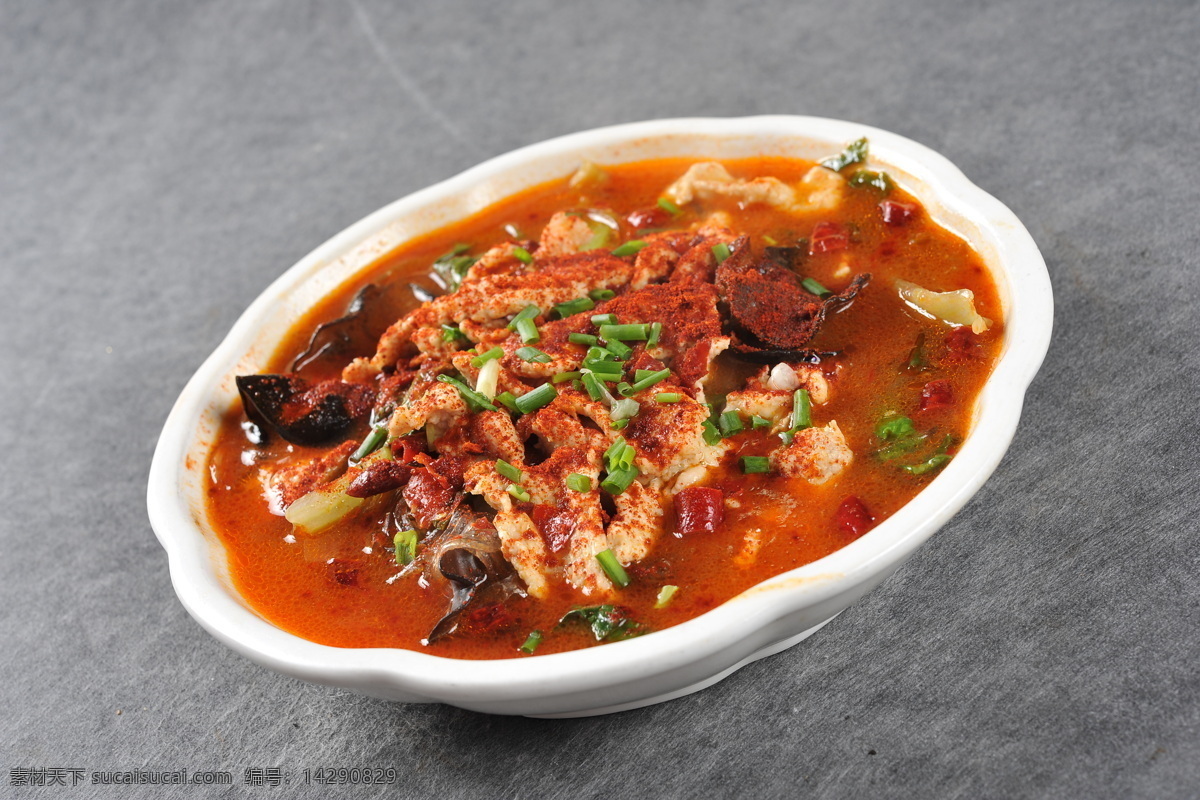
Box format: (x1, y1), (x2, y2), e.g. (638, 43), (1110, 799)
(3, 0), (1198, 797)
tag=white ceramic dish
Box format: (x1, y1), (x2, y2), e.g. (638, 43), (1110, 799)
(148, 116), (1052, 717)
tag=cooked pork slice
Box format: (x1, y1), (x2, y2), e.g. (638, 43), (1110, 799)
(538, 212), (596, 257)
(387, 380), (468, 438)
(770, 421), (853, 484)
(606, 480), (664, 564)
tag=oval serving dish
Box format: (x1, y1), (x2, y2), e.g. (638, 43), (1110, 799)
(147, 116), (1052, 717)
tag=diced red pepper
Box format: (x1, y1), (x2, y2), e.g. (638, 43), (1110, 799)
(879, 200), (917, 226)
(390, 433), (427, 465)
(945, 326), (976, 358)
(809, 221), (849, 254)
(674, 487), (725, 535)
(919, 380), (954, 412)
(531, 503), (574, 553)
(626, 207), (670, 230)
(835, 496), (874, 540)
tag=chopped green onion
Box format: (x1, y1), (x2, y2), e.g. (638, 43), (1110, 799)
(495, 391), (519, 412)
(610, 397), (640, 421)
(441, 324), (468, 344)
(515, 346), (552, 363)
(820, 137), (869, 172)
(512, 246), (534, 265)
(581, 221), (613, 251)
(603, 437), (627, 466)
(655, 392), (682, 403)
(701, 419), (722, 446)
(611, 240), (648, 257)
(470, 346), (505, 368)
(610, 418), (629, 429)
(617, 442), (636, 470)
(657, 197), (682, 216)
(719, 410), (744, 437)
(431, 246), (477, 293)
(514, 383), (558, 414)
(904, 453), (951, 475)
(582, 371), (615, 404)
(508, 484), (532, 503)
(569, 332), (599, 346)
(616, 381), (634, 396)
(801, 277), (831, 298)
(589, 288), (616, 302)
(711, 242), (731, 263)
(654, 585), (679, 608)
(600, 465), (639, 495)
(437, 374), (498, 411)
(591, 313), (619, 326)
(394, 530), (418, 566)
(515, 317), (540, 344)
(553, 296), (595, 318)
(751, 414), (772, 430)
(507, 304), (540, 331)
(596, 549), (631, 587)
(762, 234), (779, 246)
(519, 630), (543, 654)
(350, 424), (388, 464)
(791, 389), (812, 430)
(496, 459), (523, 483)
(629, 368), (671, 394)
(600, 323), (649, 341)
(604, 339), (633, 360)
(552, 370), (581, 384)
(647, 322), (662, 348)
(741, 456), (771, 474)
(780, 431), (795, 445)
(634, 370), (658, 382)
(566, 473), (592, 492)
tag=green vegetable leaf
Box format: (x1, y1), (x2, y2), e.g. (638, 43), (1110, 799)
(820, 137), (869, 172)
(558, 604), (645, 641)
(849, 169), (894, 194)
(431, 244), (477, 293)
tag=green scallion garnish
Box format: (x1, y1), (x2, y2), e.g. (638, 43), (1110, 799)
(515, 317), (540, 344)
(552, 370), (581, 384)
(801, 277), (831, 298)
(507, 304), (540, 331)
(605, 340), (633, 360)
(469, 346), (504, 368)
(514, 383), (558, 414)
(610, 418), (629, 429)
(569, 332), (599, 346)
(441, 324), (468, 344)
(553, 296), (595, 318)
(394, 530), (418, 566)
(508, 484), (532, 503)
(719, 410), (744, 437)
(566, 473), (592, 492)
(589, 288), (616, 302)
(646, 322), (662, 348)
(600, 323), (649, 341)
(657, 197), (682, 216)
(654, 585), (679, 608)
(496, 459), (523, 483)
(515, 346), (552, 363)
(591, 313), (619, 326)
(601, 465), (638, 494)
(581, 371), (613, 403)
(519, 630), (543, 654)
(712, 242), (731, 263)
(791, 389), (812, 431)
(751, 415), (772, 430)
(596, 549), (631, 587)
(629, 368), (671, 394)
(611, 240), (648, 257)
(495, 391), (519, 412)
(436, 374), (498, 412)
(741, 456), (771, 474)
(701, 419), (722, 446)
(512, 246), (534, 265)
(350, 424), (388, 464)
(610, 397), (639, 422)
(655, 392), (681, 403)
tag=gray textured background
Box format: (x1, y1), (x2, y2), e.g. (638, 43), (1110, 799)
(3, 0), (1198, 798)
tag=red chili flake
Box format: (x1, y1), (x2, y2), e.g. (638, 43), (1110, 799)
(879, 200), (917, 226)
(674, 487), (725, 535)
(809, 221), (849, 254)
(627, 207), (670, 230)
(835, 496), (874, 540)
(919, 380), (954, 412)
(531, 503), (574, 553)
(945, 326), (976, 358)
